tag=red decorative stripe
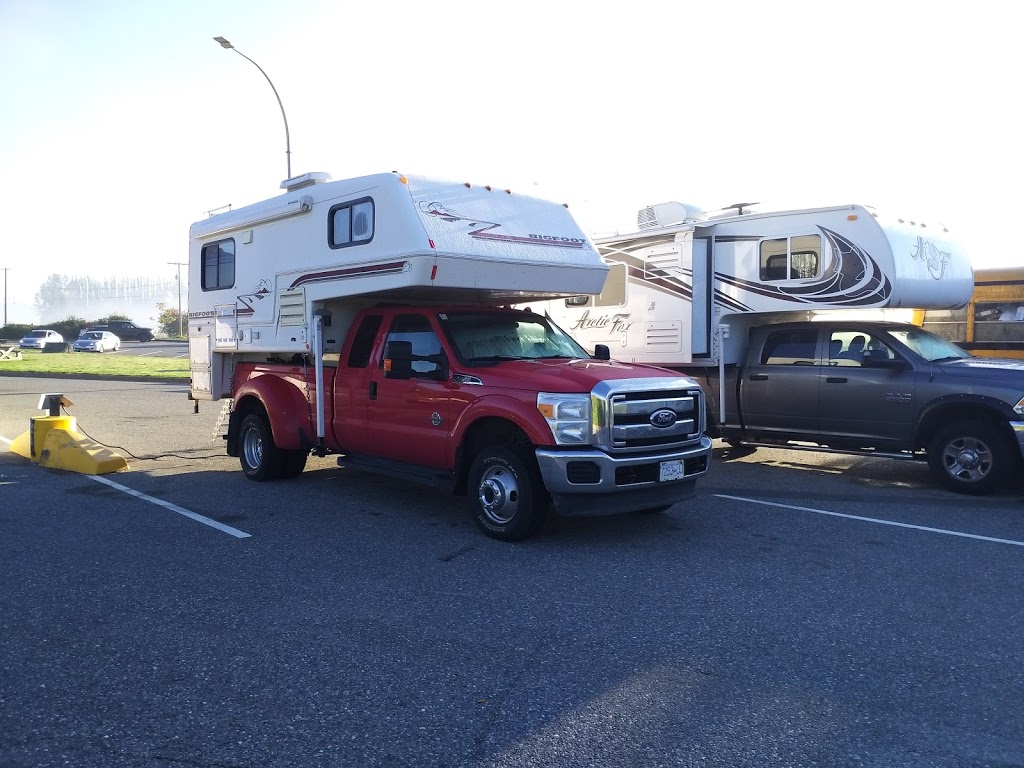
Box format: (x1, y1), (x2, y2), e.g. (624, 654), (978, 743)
(288, 261), (408, 289)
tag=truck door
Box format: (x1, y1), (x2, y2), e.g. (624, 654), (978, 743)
(739, 327), (820, 437)
(364, 313), (451, 468)
(818, 328), (917, 444)
(333, 313), (384, 455)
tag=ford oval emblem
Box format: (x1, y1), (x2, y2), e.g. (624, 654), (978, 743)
(649, 408), (677, 428)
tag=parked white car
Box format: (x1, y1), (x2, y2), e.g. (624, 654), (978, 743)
(72, 330), (121, 353)
(19, 329), (64, 349)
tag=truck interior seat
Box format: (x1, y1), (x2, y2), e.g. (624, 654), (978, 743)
(839, 335), (866, 360)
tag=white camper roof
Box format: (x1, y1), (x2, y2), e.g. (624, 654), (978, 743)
(190, 171), (608, 304)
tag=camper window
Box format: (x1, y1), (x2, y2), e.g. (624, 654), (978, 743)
(329, 197), (375, 249)
(563, 263), (627, 308)
(759, 234), (821, 281)
(201, 238), (235, 290)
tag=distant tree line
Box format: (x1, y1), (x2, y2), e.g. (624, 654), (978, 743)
(34, 273), (181, 319)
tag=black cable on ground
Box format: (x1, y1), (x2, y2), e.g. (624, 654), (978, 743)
(62, 405), (227, 461)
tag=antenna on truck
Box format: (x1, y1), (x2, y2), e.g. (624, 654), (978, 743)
(724, 201), (759, 216)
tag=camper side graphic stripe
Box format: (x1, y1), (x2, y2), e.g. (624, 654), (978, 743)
(716, 227), (892, 308)
(288, 262), (408, 290)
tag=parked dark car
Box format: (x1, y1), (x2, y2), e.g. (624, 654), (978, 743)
(80, 320), (154, 342)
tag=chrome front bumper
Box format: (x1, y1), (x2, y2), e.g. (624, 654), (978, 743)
(535, 436), (712, 517)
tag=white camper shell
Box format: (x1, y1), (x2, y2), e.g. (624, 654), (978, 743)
(188, 172), (607, 401)
(540, 202), (974, 367)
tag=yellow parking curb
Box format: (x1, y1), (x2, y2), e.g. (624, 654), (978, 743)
(10, 415), (128, 474)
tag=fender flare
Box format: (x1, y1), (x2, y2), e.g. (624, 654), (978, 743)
(914, 394), (1018, 447)
(230, 375), (314, 453)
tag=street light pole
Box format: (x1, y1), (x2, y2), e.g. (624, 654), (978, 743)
(168, 262), (186, 338)
(2, 267), (7, 327)
(213, 36), (292, 180)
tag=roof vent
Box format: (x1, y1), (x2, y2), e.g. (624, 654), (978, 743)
(637, 201), (706, 230)
(281, 172), (332, 192)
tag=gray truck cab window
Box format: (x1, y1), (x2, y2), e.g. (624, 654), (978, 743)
(829, 331), (898, 366)
(760, 329), (817, 365)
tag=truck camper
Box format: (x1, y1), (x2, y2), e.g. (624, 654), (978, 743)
(543, 200), (974, 370)
(188, 172), (713, 540)
(533, 201), (1024, 495)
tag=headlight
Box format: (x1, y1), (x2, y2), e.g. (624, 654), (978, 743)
(537, 393), (592, 445)
(1014, 397), (1024, 417)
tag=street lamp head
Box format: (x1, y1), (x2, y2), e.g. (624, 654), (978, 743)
(213, 36), (234, 49)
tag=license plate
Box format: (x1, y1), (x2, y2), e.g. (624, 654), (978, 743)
(659, 459), (685, 482)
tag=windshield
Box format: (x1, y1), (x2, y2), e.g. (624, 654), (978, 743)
(27, 331), (46, 338)
(888, 327), (971, 362)
(439, 311), (589, 363)
(82, 332), (102, 340)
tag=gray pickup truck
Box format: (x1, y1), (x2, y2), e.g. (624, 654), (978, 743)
(702, 320), (1024, 494)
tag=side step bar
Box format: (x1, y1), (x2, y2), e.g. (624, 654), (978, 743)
(729, 440), (923, 462)
(338, 453), (454, 489)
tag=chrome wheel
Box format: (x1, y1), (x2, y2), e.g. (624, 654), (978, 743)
(242, 420), (264, 472)
(477, 464), (521, 526)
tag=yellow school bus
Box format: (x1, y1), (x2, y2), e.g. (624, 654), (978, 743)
(914, 267), (1024, 358)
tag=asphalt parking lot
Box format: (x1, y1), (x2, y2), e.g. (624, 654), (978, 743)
(1, 375), (1022, 767)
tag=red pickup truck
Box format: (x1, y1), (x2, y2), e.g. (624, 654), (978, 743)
(225, 305), (712, 541)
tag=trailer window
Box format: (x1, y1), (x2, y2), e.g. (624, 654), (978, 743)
(759, 235), (820, 281)
(329, 197), (375, 249)
(201, 239), (235, 291)
(563, 263), (627, 308)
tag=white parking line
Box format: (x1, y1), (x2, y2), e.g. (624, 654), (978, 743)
(716, 493), (1024, 548)
(0, 435), (10, 445)
(90, 475), (251, 539)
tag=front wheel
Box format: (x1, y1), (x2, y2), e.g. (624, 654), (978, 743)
(927, 420), (1014, 495)
(468, 447), (548, 542)
(239, 412), (283, 481)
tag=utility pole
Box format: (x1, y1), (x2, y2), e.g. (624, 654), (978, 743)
(2, 267), (7, 327)
(168, 262), (187, 338)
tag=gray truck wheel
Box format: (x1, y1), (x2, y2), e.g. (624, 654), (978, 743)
(927, 420), (1012, 495)
(468, 447), (548, 542)
(239, 412), (282, 481)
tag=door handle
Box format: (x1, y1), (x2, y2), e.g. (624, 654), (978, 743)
(749, 374), (768, 381)
(369, 381), (378, 400)
(825, 377), (848, 383)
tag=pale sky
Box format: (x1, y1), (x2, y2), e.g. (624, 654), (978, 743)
(1, 0), (1021, 324)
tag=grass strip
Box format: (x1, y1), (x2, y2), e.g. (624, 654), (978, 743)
(0, 349), (189, 379)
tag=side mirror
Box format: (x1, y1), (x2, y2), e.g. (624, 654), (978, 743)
(383, 340), (414, 379)
(593, 344), (611, 361)
(423, 353), (449, 381)
(861, 349), (907, 370)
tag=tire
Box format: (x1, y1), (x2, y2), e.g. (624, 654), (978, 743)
(279, 449), (309, 479)
(468, 447), (548, 542)
(927, 420), (1013, 495)
(238, 412), (283, 481)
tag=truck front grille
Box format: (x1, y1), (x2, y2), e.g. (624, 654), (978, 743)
(594, 378), (704, 454)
